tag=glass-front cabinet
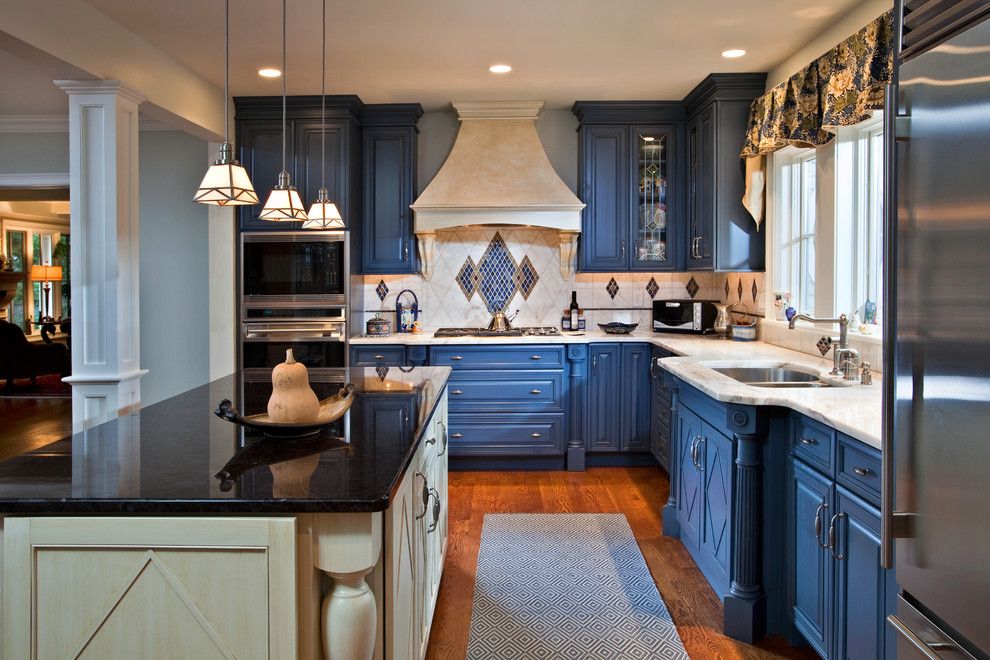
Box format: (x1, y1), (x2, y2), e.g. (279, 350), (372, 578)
(632, 126), (676, 270)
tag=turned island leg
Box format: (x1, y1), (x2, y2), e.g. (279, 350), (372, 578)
(322, 568), (377, 660)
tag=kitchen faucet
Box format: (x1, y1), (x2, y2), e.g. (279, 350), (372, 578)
(788, 313), (860, 380)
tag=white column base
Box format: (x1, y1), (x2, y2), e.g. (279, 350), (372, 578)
(64, 370), (147, 432)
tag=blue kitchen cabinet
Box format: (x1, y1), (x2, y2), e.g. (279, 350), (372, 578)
(833, 487), (885, 660)
(702, 424), (733, 575)
(236, 119), (297, 230)
(359, 104), (422, 274)
(354, 392), (416, 453)
(587, 343), (622, 451)
(676, 404), (704, 551)
(789, 458), (833, 658)
(685, 105), (715, 269)
(620, 343), (652, 451)
(577, 125), (628, 271)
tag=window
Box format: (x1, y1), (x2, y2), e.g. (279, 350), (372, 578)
(1, 221), (69, 333)
(774, 148), (817, 314)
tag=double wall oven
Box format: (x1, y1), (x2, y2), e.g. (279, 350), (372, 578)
(240, 231), (349, 373)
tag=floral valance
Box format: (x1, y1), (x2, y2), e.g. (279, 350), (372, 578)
(740, 10), (894, 158)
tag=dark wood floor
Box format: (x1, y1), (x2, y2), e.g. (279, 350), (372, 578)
(0, 397), (72, 461)
(426, 467), (817, 660)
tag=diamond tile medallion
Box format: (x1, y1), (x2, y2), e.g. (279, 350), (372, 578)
(686, 276), (700, 299)
(724, 278), (731, 299)
(646, 277), (659, 300)
(375, 279), (389, 301)
(516, 255), (539, 300)
(737, 279), (744, 301)
(752, 279), (759, 302)
(606, 277), (620, 299)
(455, 232), (545, 313)
(375, 365), (390, 381)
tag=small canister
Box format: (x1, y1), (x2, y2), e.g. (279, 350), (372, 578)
(366, 313), (392, 337)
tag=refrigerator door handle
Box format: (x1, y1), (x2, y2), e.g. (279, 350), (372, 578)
(888, 615), (943, 660)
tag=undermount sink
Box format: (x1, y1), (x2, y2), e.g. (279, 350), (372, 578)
(710, 366), (831, 388)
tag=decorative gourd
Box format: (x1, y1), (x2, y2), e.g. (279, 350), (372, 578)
(267, 349), (320, 423)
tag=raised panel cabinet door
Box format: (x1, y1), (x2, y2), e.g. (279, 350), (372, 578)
(676, 405), (704, 550)
(587, 343), (622, 451)
(834, 486), (885, 660)
(357, 393), (415, 453)
(789, 458), (834, 659)
(238, 120), (296, 230)
(701, 424), (733, 573)
(579, 126), (629, 271)
(686, 105), (715, 270)
(386, 460), (420, 660)
(362, 127), (416, 274)
(620, 343), (652, 451)
(295, 120), (345, 217)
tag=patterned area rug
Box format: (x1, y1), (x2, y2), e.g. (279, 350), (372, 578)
(467, 513), (689, 659)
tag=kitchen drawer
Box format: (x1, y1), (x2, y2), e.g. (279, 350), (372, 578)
(446, 371), (564, 412)
(656, 395), (672, 428)
(447, 413), (565, 455)
(791, 415), (835, 474)
(836, 434), (881, 505)
(351, 345), (406, 366)
(429, 345), (564, 370)
(652, 420), (670, 468)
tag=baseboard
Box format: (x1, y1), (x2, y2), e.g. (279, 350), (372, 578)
(449, 455), (567, 471)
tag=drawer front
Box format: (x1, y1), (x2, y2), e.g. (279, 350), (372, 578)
(447, 371), (564, 412)
(352, 345), (406, 366)
(836, 434), (882, 504)
(447, 413), (565, 455)
(652, 421), (671, 468)
(791, 415), (835, 474)
(656, 395), (672, 428)
(430, 345), (564, 369)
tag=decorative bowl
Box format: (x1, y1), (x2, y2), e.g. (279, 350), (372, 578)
(214, 383), (357, 439)
(598, 322), (639, 335)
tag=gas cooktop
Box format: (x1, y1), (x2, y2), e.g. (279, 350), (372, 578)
(433, 326), (562, 338)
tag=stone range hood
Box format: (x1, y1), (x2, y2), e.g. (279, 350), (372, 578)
(411, 101), (585, 279)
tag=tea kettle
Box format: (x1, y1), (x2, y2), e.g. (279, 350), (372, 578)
(487, 309), (519, 332)
(714, 303), (735, 338)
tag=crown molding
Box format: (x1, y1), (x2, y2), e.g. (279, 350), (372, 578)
(0, 173), (70, 187)
(0, 115), (68, 133)
(452, 101), (546, 120)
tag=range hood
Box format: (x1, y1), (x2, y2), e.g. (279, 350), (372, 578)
(411, 101), (585, 279)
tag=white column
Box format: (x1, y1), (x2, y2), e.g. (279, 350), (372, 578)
(56, 80), (148, 432)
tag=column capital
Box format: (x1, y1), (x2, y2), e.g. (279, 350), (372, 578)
(54, 79), (145, 104)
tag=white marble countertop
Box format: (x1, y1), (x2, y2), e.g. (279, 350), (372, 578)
(350, 330), (883, 449)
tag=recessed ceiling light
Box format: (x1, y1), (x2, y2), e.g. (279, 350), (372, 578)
(489, 64), (512, 74)
(721, 49), (746, 59)
(258, 67), (282, 78)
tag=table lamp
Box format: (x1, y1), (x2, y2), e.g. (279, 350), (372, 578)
(30, 264), (63, 323)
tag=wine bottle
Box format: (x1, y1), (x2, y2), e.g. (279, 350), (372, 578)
(569, 291), (580, 330)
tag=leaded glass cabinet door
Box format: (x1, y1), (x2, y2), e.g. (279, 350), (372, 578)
(631, 126), (676, 271)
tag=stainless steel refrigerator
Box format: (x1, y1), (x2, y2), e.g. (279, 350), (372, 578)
(885, 4), (990, 658)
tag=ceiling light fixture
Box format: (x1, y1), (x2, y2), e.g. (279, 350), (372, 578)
(489, 64), (512, 74)
(260, 0), (308, 222)
(721, 49), (747, 58)
(304, 0), (344, 230)
(194, 0), (259, 207)
(258, 67), (282, 78)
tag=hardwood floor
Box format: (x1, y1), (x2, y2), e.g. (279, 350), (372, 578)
(426, 467), (817, 660)
(0, 397), (73, 461)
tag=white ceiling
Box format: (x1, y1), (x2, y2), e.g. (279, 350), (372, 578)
(0, 34), (95, 115)
(83, 0), (863, 111)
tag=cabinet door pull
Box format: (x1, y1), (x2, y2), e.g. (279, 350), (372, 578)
(415, 472), (430, 519)
(437, 421), (448, 456)
(852, 466), (872, 476)
(620, 240), (626, 259)
(530, 389), (542, 395)
(450, 355), (463, 361)
(799, 437), (818, 446)
(530, 432), (542, 438)
(451, 432), (464, 439)
(374, 354), (385, 360)
(426, 436), (437, 446)
(451, 389), (463, 395)
(814, 502), (830, 548)
(696, 436), (705, 469)
(402, 240), (409, 261)
(427, 488), (441, 533)
(530, 355), (542, 360)
(828, 513), (846, 560)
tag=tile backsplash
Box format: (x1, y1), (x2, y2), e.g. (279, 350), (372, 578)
(353, 227), (730, 332)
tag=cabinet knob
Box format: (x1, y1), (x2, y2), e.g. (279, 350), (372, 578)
(530, 355), (542, 360)
(451, 389), (463, 395)
(374, 354), (385, 360)
(530, 389), (542, 395)
(530, 432), (542, 438)
(450, 355), (463, 361)
(852, 466), (872, 476)
(451, 432), (464, 438)
(799, 437), (818, 446)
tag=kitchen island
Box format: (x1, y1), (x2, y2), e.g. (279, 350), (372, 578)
(0, 366), (450, 660)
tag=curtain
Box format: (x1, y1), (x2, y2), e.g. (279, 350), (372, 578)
(739, 10), (895, 225)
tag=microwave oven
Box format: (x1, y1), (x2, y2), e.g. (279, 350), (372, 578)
(241, 231), (348, 306)
(652, 299), (718, 334)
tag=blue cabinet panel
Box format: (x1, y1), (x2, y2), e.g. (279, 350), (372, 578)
(430, 345), (564, 370)
(676, 405), (704, 551)
(446, 370), (564, 412)
(362, 127), (417, 274)
(791, 415), (835, 474)
(579, 126), (628, 271)
(834, 486), (884, 660)
(447, 413), (565, 455)
(702, 424), (733, 573)
(835, 434), (882, 506)
(351, 345), (407, 366)
(620, 343), (652, 451)
(789, 458), (833, 658)
(686, 106), (715, 269)
(237, 120), (297, 230)
(587, 343), (622, 451)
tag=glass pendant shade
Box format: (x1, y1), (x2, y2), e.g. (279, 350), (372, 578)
(194, 143), (259, 206)
(260, 170), (309, 221)
(303, 187), (344, 229)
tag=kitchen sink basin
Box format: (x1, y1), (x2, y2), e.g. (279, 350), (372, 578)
(710, 366), (831, 388)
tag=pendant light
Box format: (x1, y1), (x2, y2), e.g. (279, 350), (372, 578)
(194, 0), (259, 206)
(259, 0), (308, 222)
(304, 0), (345, 229)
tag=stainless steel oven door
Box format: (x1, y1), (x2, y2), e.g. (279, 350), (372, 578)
(241, 321), (347, 372)
(241, 231), (347, 305)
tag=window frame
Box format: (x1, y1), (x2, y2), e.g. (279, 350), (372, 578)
(771, 146), (820, 316)
(1, 218), (70, 334)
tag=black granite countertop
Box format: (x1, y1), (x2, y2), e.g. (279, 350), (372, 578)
(0, 367), (450, 514)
